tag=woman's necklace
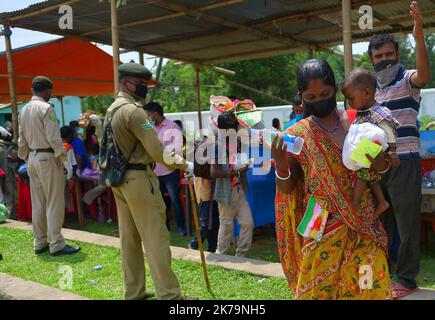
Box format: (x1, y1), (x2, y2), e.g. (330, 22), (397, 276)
(312, 111), (340, 136)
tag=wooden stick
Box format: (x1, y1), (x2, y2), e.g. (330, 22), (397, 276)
(195, 66), (203, 130)
(142, 0), (396, 48)
(74, 179), (85, 226)
(0, 74), (113, 83)
(81, 0), (243, 37)
(3, 26), (18, 143)
(148, 57), (163, 103)
(187, 178), (210, 290)
(221, 77), (291, 105)
(8, 0), (80, 22)
(342, 0), (353, 76)
(138, 51), (144, 65)
(111, 0), (120, 94)
(59, 96), (65, 126)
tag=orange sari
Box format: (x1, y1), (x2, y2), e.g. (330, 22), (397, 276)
(275, 117), (391, 300)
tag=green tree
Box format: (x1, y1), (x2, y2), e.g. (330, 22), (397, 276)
(82, 95), (114, 116)
(419, 115), (435, 130)
(422, 34), (435, 88)
(220, 55), (296, 106)
(151, 61), (230, 113)
(82, 32), (434, 115)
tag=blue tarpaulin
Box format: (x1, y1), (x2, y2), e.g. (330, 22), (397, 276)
(234, 144), (276, 236)
(420, 130), (435, 153)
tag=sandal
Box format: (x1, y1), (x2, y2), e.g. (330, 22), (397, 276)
(391, 283), (418, 299)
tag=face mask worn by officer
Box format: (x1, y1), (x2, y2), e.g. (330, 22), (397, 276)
(128, 81), (148, 99)
(374, 59), (400, 89)
(303, 94), (337, 118)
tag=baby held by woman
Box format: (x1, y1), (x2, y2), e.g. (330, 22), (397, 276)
(342, 68), (400, 216)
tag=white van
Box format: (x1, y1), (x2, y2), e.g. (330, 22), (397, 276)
(165, 88), (435, 132)
(419, 88), (435, 118)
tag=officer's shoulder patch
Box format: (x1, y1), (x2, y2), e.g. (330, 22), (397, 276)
(140, 122), (153, 130)
(48, 114), (58, 123)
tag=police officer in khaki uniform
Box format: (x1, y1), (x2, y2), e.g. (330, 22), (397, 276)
(18, 76), (80, 256)
(105, 63), (193, 300)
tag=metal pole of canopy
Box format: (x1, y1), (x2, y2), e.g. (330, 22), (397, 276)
(138, 51), (144, 65)
(195, 66), (203, 130)
(59, 96), (65, 126)
(149, 57), (163, 103)
(111, 0), (120, 94)
(342, 0), (353, 76)
(308, 47), (314, 59)
(3, 25), (18, 143)
(220, 77), (291, 105)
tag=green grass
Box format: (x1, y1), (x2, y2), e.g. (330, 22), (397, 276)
(65, 215), (281, 262)
(417, 234), (435, 289)
(0, 227), (291, 300)
(64, 215), (435, 290)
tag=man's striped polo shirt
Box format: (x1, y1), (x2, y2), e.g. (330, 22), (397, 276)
(375, 66), (421, 159)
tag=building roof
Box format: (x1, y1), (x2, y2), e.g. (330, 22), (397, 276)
(0, 38), (114, 103)
(1, 0), (435, 65)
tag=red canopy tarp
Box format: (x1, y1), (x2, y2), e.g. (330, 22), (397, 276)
(0, 38), (114, 103)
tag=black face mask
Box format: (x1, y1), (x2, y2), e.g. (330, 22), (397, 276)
(373, 59), (400, 89)
(134, 83), (148, 99)
(303, 94), (337, 118)
(373, 59), (399, 73)
(128, 80), (148, 99)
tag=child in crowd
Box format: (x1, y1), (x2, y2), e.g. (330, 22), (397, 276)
(342, 68), (400, 216)
(60, 126), (77, 180)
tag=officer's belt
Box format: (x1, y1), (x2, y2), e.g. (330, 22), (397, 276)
(127, 163), (155, 171)
(29, 148), (54, 154)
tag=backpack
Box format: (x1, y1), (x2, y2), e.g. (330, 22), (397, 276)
(99, 103), (139, 187)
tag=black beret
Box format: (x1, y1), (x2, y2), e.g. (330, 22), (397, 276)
(32, 76), (53, 91)
(119, 63), (155, 84)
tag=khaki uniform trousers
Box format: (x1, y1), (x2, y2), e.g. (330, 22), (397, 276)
(217, 186), (254, 257)
(27, 152), (65, 253)
(112, 169), (182, 300)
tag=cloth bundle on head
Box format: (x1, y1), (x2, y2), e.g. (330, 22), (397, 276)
(208, 95), (264, 134)
(342, 122), (388, 171)
(209, 96), (236, 134)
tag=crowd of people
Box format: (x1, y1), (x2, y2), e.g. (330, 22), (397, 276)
(273, 1), (429, 300)
(4, 0), (431, 301)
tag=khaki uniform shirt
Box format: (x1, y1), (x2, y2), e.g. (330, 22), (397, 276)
(18, 96), (65, 161)
(106, 91), (187, 170)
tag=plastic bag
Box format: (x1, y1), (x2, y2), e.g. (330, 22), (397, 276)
(0, 203), (9, 223)
(343, 122), (388, 171)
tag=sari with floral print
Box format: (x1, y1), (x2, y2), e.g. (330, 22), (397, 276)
(275, 117), (391, 300)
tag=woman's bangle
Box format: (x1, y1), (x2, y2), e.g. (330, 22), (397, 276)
(275, 168), (291, 180)
(377, 161), (391, 174)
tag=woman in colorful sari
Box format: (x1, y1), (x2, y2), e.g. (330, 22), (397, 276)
(272, 59), (391, 300)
